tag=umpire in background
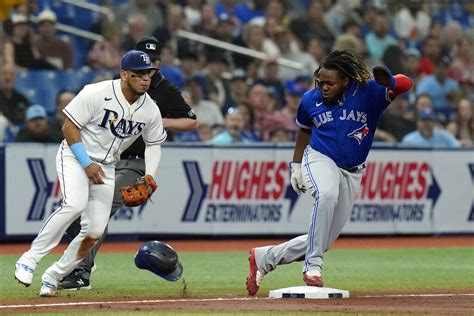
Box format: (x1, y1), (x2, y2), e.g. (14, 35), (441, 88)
(61, 36), (198, 290)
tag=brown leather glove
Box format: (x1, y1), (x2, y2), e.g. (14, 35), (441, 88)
(121, 175), (158, 207)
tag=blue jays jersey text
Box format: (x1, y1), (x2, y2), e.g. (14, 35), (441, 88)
(296, 80), (390, 167)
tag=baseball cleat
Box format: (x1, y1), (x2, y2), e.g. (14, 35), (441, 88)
(58, 269), (91, 290)
(246, 248), (265, 296)
(40, 280), (59, 297)
(14, 262), (35, 287)
(303, 270), (324, 287)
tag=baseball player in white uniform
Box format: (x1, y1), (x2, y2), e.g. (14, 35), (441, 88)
(14, 50), (166, 297)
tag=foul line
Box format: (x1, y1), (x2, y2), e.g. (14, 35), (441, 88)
(0, 297), (258, 309)
(1, 293), (473, 309)
(358, 293), (474, 298)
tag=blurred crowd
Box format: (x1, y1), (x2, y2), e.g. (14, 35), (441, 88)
(0, 0), (473, 147)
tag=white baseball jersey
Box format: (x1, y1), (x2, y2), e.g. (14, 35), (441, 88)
(63, 79), (166, 163)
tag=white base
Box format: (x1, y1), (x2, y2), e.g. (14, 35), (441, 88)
(269, 286), (350, 299)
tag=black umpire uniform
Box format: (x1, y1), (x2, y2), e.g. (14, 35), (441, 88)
(62, 37), (197, 289)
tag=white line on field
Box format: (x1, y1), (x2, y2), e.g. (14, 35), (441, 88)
(0, 297), (259, 309)
(358, 293), (474, 298)
(1, 293), (473, 309)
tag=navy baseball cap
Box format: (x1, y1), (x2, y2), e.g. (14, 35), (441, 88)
(418, 108), (435, 120)
(135, 36), (162, 61)
(286, 81), (306, 96)
(120, 50), (157, 71)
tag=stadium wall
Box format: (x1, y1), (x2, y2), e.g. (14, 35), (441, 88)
(0, 143), (473, 240)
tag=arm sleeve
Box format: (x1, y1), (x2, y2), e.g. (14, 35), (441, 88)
(145, 143), (162, 176)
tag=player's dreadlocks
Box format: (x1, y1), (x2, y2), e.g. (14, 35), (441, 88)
(314, 50), (373, 85)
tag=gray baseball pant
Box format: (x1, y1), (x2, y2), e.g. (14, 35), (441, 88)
(255, 147), (363, 275)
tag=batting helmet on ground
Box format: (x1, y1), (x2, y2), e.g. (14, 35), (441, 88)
(134, 241), (183, 281)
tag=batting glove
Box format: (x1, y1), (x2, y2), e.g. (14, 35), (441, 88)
(289, 162), (306, 195)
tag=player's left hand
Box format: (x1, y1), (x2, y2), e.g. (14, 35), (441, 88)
(373, 66), (396, 89)
(121, 174), (158, 206)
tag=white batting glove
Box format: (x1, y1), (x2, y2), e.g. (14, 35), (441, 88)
(289, 162), (306, 195)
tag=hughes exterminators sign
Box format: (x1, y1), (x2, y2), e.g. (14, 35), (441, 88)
(2, 144), (473, 237)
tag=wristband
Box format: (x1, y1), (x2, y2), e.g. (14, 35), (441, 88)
(70, 142), (93, 168)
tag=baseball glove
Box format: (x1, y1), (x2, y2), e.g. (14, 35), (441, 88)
(121, 175), (158, 207)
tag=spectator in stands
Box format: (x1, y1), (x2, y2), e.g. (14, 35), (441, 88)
(449, 36), (474, 88)
(364, 11), (398, 62)
(197, 123), (213, 143)
(227, 69), (249, 109)
(50, 90), (76, 141)
(393, 2), (431, 47)
(237, 102), (261, 142)
(246, 83), (276, 138)
(192, 2), (217, 38)
(416, 36), (441, 77)
(205, 12), (244, 67)
(261, 80), (305, 140)
(179, 51), (205, 86)
(158, 45), (185, 89)
(122, 13), (147, 51)
(153, 4), (194, 59)
(255, 58), (286, 108)
(183, 0), (203, 27)
(289, 0), (335, 50)
(268, 126), (291, 142)
(264, 0), (289, 27)
(211, 107), (249, 144)
(376, 94), (416, 143)
(401, 108), (460, 148)
(242, 17), (279, 58)
(447, 98), (474, 147)
(203, 54), (232, 110)
(116, 0), (164, 35)
(0, 62), (30, 125)
(3, 14), (55, 69)
(403, 48), (421, 80)
(34, 10), (74, 70)
(416, 55), (461, 118)
(272, 25), (317, 81)
(87, 27), (125, 71)
(16, 104), (62, 143)
(382, 45), (405, 76)
(183, 77), (224, 128)
(305, 37), (327, 65)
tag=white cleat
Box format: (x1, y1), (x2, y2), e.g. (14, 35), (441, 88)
(40, 280), (59, 297)
(15, 262), (34, 287)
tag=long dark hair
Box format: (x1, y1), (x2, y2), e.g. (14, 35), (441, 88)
(314, 49), (372, 84)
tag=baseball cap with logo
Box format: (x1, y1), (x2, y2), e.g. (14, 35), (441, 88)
(135, 36), (162, 61)
(120, 50), (158, 71)
(26, 104), (47, 120)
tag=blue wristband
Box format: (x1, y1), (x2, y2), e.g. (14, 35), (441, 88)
(70, 142), (93, 168)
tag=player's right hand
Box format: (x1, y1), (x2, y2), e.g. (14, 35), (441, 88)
(289, 162), (306, 195)
(85, 163), (105, 184)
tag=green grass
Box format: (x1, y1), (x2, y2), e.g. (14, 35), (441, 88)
(1, 247), (473, 301)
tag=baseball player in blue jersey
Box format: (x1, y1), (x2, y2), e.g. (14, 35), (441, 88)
(246, 50), (413, 295)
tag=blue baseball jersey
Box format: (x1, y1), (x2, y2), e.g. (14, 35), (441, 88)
(296, 80), (390, 167)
